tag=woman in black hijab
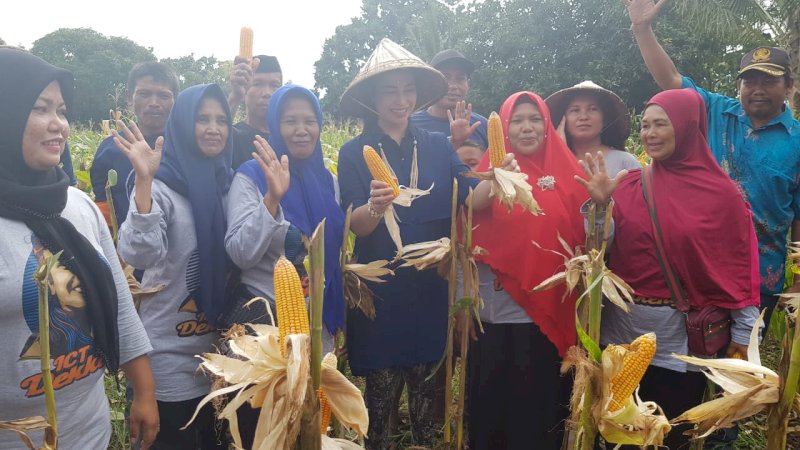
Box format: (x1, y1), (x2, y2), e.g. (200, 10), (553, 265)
(0, 46), (159, 449)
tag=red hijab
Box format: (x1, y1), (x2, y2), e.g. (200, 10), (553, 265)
(473, 91), (587, 356)
(609, 89), (759, 309)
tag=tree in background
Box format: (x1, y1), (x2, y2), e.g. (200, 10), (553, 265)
(161, 54), (231, 90)
(314, 0), (772, 117)
(31, 28), (156, 123)
(667, 0), (800, 114)
(30, 29), (234, 125)
(0, 37), (6, 45)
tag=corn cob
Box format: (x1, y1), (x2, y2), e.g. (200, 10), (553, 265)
(363, 145), (400, 197)
(608, 332), (656, 412)
(274, 256), (309, 357)
(239, 27), (254, 60)
(319, 389), (331, 434)
(319, 352), (337, 434)
(488, 111), (506, 168)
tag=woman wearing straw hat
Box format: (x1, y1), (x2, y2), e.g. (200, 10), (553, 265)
(546, 81), (640, 176)
(337, 38), (518, 449)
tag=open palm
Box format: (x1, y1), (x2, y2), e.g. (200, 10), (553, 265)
(253, 135), (290, 202)
(624, 0), (669, 27)
(575, 151), (629, 205)
(113, 120), (162, 180)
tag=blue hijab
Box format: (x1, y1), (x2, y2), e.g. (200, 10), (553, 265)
(237, 85), (345, 334)
(155, 84), (233, 325)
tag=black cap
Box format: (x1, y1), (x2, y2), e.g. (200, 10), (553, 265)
(429, 49), (475, 75)
(254, 55), (282, 74)
(737, 47), (789, 78)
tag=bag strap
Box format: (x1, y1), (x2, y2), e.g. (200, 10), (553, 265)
(641, 166), (690, 312)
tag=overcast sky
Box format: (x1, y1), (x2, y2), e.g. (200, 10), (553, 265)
(1, 0), (364, 88)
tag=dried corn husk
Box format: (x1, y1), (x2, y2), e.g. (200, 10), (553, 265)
(342, 259), (393, 321)
(467, 167), (541, 215)
(598, 335), (670, 447)
(670, 312), (795, 439)
(186, 324), (368, 450)
(532, 241), (633, 313)
(0, 417), (55, 450)
(123, 263), (164, 310)
(397, 238), (452, 271)
(562, 337), (671, 449)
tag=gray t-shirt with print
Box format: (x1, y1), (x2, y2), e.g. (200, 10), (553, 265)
(0, 188), (151, 450)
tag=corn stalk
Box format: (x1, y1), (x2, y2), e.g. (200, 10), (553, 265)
(767, 305), (800, 447)
(299, 220), (326, 450)
(577, 203), (607, 450)
(443, 178), (459, 446)
(454, 189), (479, 450)
(105, 169), (119, 245)
(33, 251), (62, 450)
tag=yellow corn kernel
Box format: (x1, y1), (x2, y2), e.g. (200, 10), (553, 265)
(274, 256), (309, 357)
(320, 389), (331, 434)
(608, 332), (656, 412)
(239, 27), (253, 60)
(488, 111), (506, 168)
(363, 145), (400, 197)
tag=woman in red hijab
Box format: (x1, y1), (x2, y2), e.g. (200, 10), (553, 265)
(469, 91), (587, 450)
(577, 88), (760, 448)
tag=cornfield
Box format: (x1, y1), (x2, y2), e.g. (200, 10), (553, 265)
(65, 115), (785, 450)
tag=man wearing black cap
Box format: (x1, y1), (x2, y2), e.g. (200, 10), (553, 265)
(624, 0), (800, 327)
(411, 49), (489, 149)
(228, 55), (283, 169)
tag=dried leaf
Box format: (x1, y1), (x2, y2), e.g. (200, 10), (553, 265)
(492, 168), (542, 215)
(344, 260), (393, 283)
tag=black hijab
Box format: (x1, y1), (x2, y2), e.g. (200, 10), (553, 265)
(0, 47), (120, 372)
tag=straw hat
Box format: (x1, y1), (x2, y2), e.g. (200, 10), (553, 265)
(339, 38), (447, 118)
(545, 81), (631, 150)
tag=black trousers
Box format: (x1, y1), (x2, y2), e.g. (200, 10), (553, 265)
(468, 322), (570, 450)
(363, 362), (440, 450)
(151, 396), (229, 450)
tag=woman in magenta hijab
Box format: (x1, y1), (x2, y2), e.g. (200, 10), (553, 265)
(577, 88), (760, 448)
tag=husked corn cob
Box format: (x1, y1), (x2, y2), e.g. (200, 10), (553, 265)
(608, 332), (656, 412)
(320, 389), (331, 434)
(319, 353), (338, 433)
(239, 27), (254, 60)
(274, 256), (309, 357)
(488, 111), (506, 168)
(363, 145), (400, 197)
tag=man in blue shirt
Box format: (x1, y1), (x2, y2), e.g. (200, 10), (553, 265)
(410, 49), (489, 150)
(90, 62), (179, 228)
(625, 0), (800, 327)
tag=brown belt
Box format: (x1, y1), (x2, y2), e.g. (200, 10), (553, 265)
(632, 296), (674, 307)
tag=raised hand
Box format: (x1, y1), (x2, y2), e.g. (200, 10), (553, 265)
(574, 152), (629, 205)
(623, 0), (669, 28)
(253, 135), (290, 216)
(229, 56), (257, 101)
(112, 120), (163, 181)
(448, 101), (481, 148)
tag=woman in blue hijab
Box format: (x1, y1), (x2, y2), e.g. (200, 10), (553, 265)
(224, 84), (345, 447)
(226, 84), (344, 338)
(116, 83), (233, 449)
